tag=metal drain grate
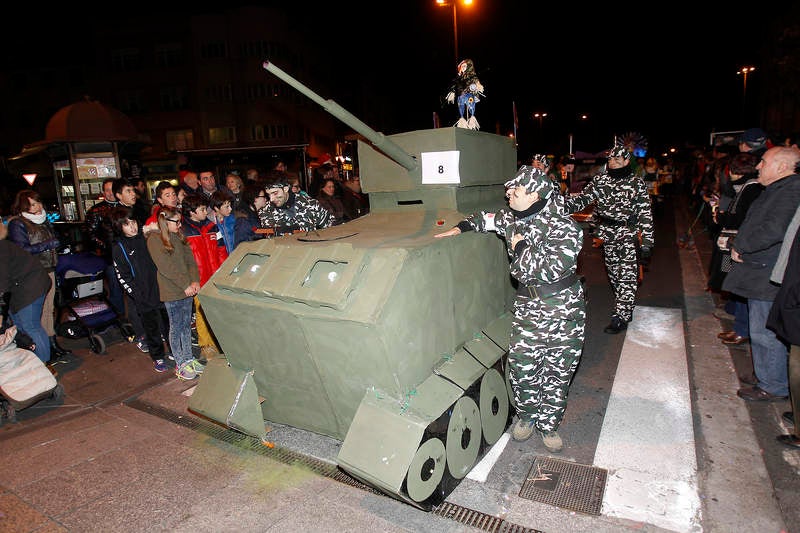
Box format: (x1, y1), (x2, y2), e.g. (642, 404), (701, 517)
(125, 396), (543, 533)
(519, 456), (607, 516)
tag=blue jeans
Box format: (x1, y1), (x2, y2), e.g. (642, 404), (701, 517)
(164, 297), (193, 368)
(10, 293), (51, 363)
(748, 298), (789, 396)
(733, 299), (749, 338)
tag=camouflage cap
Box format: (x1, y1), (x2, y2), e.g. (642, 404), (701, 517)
(607, 144), (632, 160)
(264, 179), (289, 190)
(504, 165), (553, 198)
(531, 153), (551, 169)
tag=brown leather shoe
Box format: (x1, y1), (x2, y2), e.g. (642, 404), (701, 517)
(722, 335), (749, 345)
(717, 330), (736, 340)
(737, 386), (788, 402)
(776, 434), (800, 449)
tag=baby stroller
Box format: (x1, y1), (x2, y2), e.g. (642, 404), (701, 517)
(0, 325), (64, 425)
(55, 252), (135, 354)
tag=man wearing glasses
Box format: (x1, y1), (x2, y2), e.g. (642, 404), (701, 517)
(565, 143), (654, 334)
(259, 178), (334, 236)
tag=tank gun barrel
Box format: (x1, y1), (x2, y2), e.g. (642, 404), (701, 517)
(263, 60), (417, 172)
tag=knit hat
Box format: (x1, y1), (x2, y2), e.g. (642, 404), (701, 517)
(504, 165), (554, 198)
(607, 144), (632, 160)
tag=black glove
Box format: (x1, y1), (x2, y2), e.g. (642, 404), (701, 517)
(641, 246), (652, 259)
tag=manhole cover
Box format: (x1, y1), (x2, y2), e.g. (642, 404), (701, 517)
(519, 456), (607, 516)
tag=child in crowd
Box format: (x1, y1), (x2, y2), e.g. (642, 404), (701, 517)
(209, 190), (236, 254)
(146, 206), (204, 381)
(110, 206), (171, 373)
(181, 194), (228, 360)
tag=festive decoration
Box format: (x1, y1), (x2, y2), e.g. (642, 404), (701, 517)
(444, 58), (484, 130)
(619, 131), (648, 158)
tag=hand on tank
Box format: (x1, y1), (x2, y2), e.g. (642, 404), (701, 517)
(434, 227), (461, 238)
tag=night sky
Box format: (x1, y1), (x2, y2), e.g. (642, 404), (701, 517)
(4, 2), (786, 159)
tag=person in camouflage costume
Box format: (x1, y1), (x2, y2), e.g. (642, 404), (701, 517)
(259, 178), (335, 235)
(435, 166), (585, 453)
(565, 143), (654, 334)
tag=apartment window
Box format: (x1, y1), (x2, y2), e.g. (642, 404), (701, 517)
(117, 90), (146, 114)
(110, 48), (141, 72)
(250, 124), (288, 141)
(166, 130), (194, 151)
(209, 126), (236, 145)
(205, 83), (233, 104)
(160, 86), (189, 111)
(155, 43), (184, 67)
(200, 41), (227, 60)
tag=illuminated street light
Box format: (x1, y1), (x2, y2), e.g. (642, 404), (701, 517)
(533, 112), (548, 128)
(737, 66), (755, 124)
(436, 0), (473, 65)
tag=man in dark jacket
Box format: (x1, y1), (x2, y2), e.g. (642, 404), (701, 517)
(724, 146), (800, 402)
(86, 177), (124, 316)
(767, 204), (800, 448)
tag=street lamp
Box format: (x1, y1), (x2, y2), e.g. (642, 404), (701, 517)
(533, 112), (548, 128)
(737, 66), (755, 123)
(436, 0), (473, 65)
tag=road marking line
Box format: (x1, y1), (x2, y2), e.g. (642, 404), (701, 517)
(593, 305), (701, 532)
(467, 433), (511, 482)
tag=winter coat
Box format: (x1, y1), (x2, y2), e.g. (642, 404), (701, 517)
(767, 226), (800, 345)
(0, 240), (51, 313)
(146, 231), (199, 302)
(112, 233), (161, 311)
(233, 206), (264, 248)
(723, 174), (800, 301)
(85, 200), (120, 262)
(181, 217), (228, 286)
(7, 216), (59, 272)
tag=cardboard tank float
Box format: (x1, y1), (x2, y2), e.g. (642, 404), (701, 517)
(188, 60), (518, 509)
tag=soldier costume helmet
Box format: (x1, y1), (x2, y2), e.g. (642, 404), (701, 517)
(531, 154), (551, 169)
(607, 144), (632, 160)
(504, 165), (554, 199)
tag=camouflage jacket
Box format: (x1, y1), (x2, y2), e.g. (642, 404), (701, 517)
(258, 192), (334, 235)
(565, 170), (654, 247)
(462, 196), (583, 288)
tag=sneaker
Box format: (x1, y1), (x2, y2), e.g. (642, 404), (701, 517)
(512, 418), (536, 442)
(187, 358), (205, 375)
(175, 361), (199, 381)
(165, 352), (175, 361)
(540, 430), (563, 453)
(153, 359), (168, 373)
(135, 337), (150, 353)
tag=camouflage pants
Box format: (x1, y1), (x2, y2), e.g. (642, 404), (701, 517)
(508, 289), (586, 433)
(602, 238), (638, 322)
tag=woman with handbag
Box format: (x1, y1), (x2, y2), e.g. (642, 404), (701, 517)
(713, 153), (763, 346)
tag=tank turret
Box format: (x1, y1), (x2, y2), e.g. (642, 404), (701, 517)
(189, 61), (518, 509)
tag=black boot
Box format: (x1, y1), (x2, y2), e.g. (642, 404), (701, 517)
(50, 335), (73, 359)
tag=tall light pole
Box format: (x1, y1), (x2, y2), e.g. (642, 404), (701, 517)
(737, 66), (755, 125)
(436, 0), (473, 65)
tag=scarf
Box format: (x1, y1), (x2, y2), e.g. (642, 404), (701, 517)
(22, 210), (47, 224)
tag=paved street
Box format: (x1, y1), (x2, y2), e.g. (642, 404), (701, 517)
(1, 194), (797, 533)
